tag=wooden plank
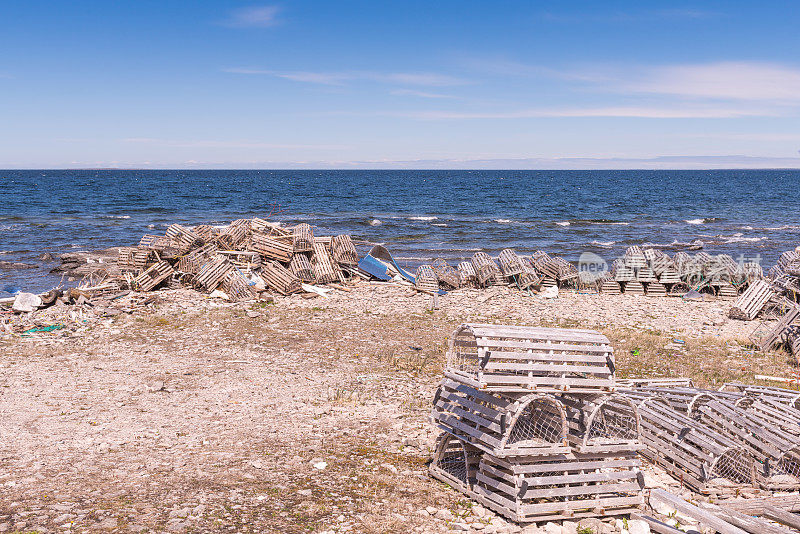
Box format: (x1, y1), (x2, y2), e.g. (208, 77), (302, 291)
(762, 506), (800, 530)
(650, 489), (749, 534)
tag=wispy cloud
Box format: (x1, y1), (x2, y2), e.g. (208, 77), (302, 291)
(224, 68), (467, 86)
(390, 89), (456, 99)
(121, 138), (349, 150)
(624, 62), (800, 102)
(222, 6), (280, 28)
(369, 105), (772, 120)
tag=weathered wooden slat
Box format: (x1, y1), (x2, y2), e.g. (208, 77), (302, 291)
(649, 489), (749, 534)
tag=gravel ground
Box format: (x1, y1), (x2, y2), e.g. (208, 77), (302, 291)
(0, 283), (794, 533)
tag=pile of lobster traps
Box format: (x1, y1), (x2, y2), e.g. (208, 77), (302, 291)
(430, 324), (646, 523)
(117, 218), (361, 301)
(620, 381), (800, 494)
(599, 246), (759, 298)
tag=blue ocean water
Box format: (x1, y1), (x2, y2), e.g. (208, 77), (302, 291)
(1, 169), (799, 293)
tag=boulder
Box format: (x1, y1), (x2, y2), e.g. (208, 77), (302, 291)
(12, 292), (42, 313)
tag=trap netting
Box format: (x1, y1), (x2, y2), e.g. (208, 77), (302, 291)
(560, 394), (641, 453)
(431, 378), (569, 457)
(429, 433), (481, 493)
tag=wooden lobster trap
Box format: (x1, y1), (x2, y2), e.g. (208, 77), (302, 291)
(748, 302), (800, 351)
(517, 257), (542, 290)
(624, 246), (647, 269)
(623, 281), (644, 295)
(292, 223), (314, 253)
(249, 232), (293, 262)
(261, 260), (302, 295)
(498, 249), (524, 278)
(194, 256), (232, 292)
(218, 250), (261, 271)
(458, 261), (478, 288)
(645, 281), (666, 296)
(599, 278), (621, 295)
(191, 224), (218, 242)
(628, 386), (742, 414)
(658, 268), (680, 284)
(629, 394), (756, 495)
(471, 252), (503, 287)
(117, 248), (138, 272)
(177, 243), (219, 274)
(250, 218), (290, 236)
(473, 450), (645, 523)
(553, 257), (578, 286)
(132, 261), (175, 292)
(311, 239), (340, 283)
(734, 396), (800, 437)
(330, 234), (359, 266)
(216, 219), (250, 250)
(636, 266), (657, 283)
(729, 279), (775, 320)
(415, 264), (439, 293)
(612, 260), (634, 282)
(532, 251), (559, 280)
(138, 234), (181, 258)
(431, 258), (460, 289)
(165, 224), (202, 252)
(431, 378), (570, 458)
(444, 324), (615, 394)
(559, 394), (642, 454)
(691, 398), (800, 490)
(722, 382), (800, 410)
(221, 268), (255, 301)
(289, 253), (316, 283)
(429, 433), (483, 496)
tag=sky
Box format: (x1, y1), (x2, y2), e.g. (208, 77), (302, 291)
(1, 1), (800, 169)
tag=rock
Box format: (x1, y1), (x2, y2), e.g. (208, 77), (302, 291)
(97, 517), (117, 529)
(39, 252), (55, 261)
(426, 506), (438, 515)
(544, 522), (563, 534)
(246, 310), (261, 318)
(562, 521), (578, 534)
(452, 523), (470, 531)
(628, 520), (650, 534)
(541, 286), (559, 299)
(12, 292), (42, 312)
(297, 489), (312, 496)
(577, 518), (605, 534)
(435, 508), (454, 521)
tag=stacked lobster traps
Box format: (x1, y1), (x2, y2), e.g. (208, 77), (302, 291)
(119, 216), (361, 300)
(620, 380), (800, 494)
(430, 324), (645, 523)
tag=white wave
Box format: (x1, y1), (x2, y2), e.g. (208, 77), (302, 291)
(556, 221), (571, 226)
(762, 225), (800, 231)
(723, 236), (767, 243)
(369, 219), (382, 226)
(408, 216), (438, 221)
(685, 218), (706, 225)
(147, 224), (156, 229)
(590, 240), (615, 248)
(495, 219), (514, 223)
(100, 215), (131, 219)
(431, 223), (448, 227)
(592, 221), (629, 226)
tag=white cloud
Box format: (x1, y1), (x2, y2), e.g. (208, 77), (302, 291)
(379, 105), (772, 120)
(627, 62), (800, 102)
(390, 89), (455, 99)
(223, 6), (280, 28)
(224, 68), (467, 86)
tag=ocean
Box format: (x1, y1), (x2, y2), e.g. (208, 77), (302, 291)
(1, 169), (799, 294)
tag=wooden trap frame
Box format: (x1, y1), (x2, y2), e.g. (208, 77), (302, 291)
(311, 239), (340, 284)
(221, 268), (254, 301)
(430, 378), (570, 458)
(472, 450), (645, 523)
(249, 232), (293, 262)
(416, 264), (439, 293)
(623, 281), (644, 295)
(261, 260), (301, 295)
(432, 258), (461, 290)
(458, 261), (478, 288)
(471, 252), (503, 287)
(165, 224), (202, 252)
(627, 386), (742, 414)
(429, 433), (482, 495)
(292, 223), (314, 253)
(194, 256), (232, 291)
(216, 219), (249, 250)
(132, 261), (175, 292)
(518, 257), (542, 290)
(748, 301), (800, 352)
(498, 249), (524, 278)
(177, 243), (219, 274)
(330, 234), (359, 266)
(191, 224), (218, 242)
(722, 382), (800, 410)
(532, 251), (559, 280)
(599, 278), (621, 295)
(612, 260), (635, 282)
(559, 394), (642, 454)
(624, 246), (647, 269)
(645, 282), (666, 297)
(729, 279), (774, 320)
(636, 267), (657, 283)
(658, 268), (681, 284)
(116, 248), (138, 272)
(444, 324), (615, 394)
(289, 253), (316, 283)
(629, 394), (756, 495)
(553, 257), (579, 286)
(691, 398), (800, 490)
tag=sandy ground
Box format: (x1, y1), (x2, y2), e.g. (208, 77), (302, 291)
(0, 283), (796, 533)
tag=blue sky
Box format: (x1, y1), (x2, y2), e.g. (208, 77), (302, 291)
(2, 1), (800, 168)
